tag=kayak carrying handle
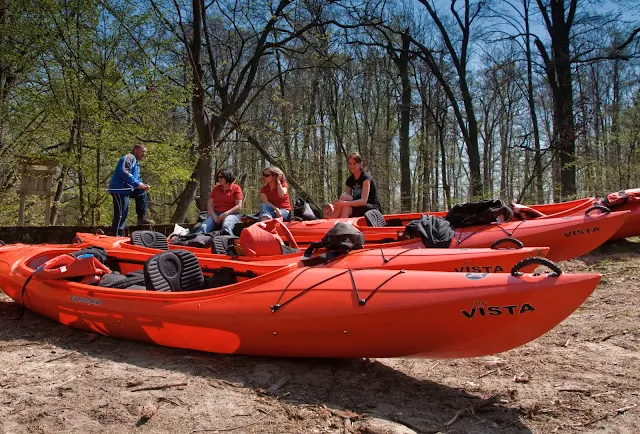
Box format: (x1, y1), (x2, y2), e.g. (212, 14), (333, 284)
(0, 240), (5, 247)
(585, 204), (610, 216)
(511, 257), (562, 277)
(95, 228), (105, 235)
(490, 237), (524, 249)
(71, 236), (83, 244)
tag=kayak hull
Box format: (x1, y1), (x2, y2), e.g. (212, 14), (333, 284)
(285, 211), (629, 262)
(74, 233), (549, 273)
(606, 201), (640, 240)
(0, 245), (600, 359)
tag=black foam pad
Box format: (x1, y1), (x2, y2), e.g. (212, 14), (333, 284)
(364, 209), (386, 227)
(131, 230), (169, 250)
(144, 250), (204, 292)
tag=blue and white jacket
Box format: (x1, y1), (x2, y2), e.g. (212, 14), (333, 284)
(109, 153), (142, 194)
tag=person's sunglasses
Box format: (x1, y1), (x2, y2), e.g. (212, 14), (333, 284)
(217, 175), (226, 180)
(263, 173), (272, 177)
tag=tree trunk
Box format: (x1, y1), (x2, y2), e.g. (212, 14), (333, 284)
(524, 0), (544, 203)
(49, 167), (67, 225)
(393, 32), (412, 212)
(535, 0), (577, 199)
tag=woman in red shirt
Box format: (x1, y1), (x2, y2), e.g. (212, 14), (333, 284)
(198, 168), (243, 234)
(259, 166), (291, 221)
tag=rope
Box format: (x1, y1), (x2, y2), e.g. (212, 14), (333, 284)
(269, 267), (407, 312)
(12, 265), (44, 320)
(455, 220), (527, 246)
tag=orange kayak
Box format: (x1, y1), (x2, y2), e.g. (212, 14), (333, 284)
(459, 188), (639, 240)
(525, 197), (597, 217)
(72, 232), (549, 274)
(0, 244), (600, 358)
(508, 189), (640, 240)
(284, 210), (629, 262)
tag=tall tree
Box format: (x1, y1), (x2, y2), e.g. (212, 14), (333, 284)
(413, 0), (485, 198)
(157, 0), (326, 221)
(534, 0), (640, 199)
(534, 0), (578, 199)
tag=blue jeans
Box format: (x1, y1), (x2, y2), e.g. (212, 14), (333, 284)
(111, 189), (147, 236)
(196, 212), (239, 235)
(259, 204), (291, 221)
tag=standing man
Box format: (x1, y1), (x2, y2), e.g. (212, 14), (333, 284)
(109, 144), (153, 236)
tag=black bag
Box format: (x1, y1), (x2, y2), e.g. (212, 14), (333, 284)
(170, 232), (215, 248)
(190, 212), (210, 233)
(404, 215), (455, 248)
(294, 198), (322, 220)
(301, 222), (364, 265)
(445, 199), (514, 228)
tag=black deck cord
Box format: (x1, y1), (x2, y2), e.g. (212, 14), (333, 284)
(349, 248), (412, 264)
(270, 268), (349, 312)
(380, 249), (412, 263)
(359, 269), (406, 305)
(12, 266), (43, 320)
(270, 267), (407, 311)
(455, 220), (526, 246)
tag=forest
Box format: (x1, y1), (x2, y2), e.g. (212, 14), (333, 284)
(1, 0), (639, 226)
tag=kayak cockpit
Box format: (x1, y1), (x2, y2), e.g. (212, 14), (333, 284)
(22, 247), (291, 293)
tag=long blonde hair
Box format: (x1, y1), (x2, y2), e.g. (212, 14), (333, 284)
(264, 166), (286, 183)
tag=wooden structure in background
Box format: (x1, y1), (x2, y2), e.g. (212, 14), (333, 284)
(17, 156), (57, 226)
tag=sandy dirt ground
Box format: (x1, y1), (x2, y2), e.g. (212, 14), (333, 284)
(0, 241), (638, 434)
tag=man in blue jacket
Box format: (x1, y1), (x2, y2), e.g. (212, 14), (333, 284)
(109, 144), (153, 236)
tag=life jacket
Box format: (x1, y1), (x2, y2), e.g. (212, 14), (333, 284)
(35, 252), (112, 285)
(511, 203), (545, 220)
(237, 220), (289, 257)
(602, 188), (640, 208)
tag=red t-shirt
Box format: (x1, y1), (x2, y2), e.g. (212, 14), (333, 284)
(260, 181), (291, 210)
(209, 183), (243, 213)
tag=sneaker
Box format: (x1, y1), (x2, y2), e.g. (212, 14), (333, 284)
(137, 217), (155, 225)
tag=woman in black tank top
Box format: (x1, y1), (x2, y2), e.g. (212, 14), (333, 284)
(328, 152), (382, 218)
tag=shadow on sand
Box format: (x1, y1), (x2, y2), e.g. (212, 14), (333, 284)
(0, 299), (532, 433)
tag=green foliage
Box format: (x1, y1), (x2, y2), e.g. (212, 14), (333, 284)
(2, 0), (639, 228)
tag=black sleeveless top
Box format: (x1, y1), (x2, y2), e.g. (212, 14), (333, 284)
(346, 171), (381, 210)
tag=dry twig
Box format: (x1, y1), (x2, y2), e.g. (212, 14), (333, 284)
(444, 395), (500, 427)
(615, 404), (637, 414)
(191, 408), (273, 433)
(130, 382), (188, 392)
(478, 368), (500, 379)
(45, 350), (79, 363)
(566, 404), (637, 428)
(558, 388), (591, 394)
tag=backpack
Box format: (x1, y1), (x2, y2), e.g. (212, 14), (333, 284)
(404, 215), (454, 248)
(301, 222), (364, 266)
(190, 211), (210, 233)
(170, 232), (215, 248)
(293, 198), (322, 220)
(445, 199), (514, 228)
